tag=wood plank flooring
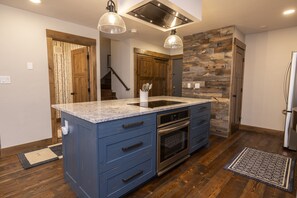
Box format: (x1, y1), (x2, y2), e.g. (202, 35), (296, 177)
(0, 131), (296, 198)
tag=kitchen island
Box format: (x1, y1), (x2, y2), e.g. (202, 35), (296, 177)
(53, 96), (211, 198)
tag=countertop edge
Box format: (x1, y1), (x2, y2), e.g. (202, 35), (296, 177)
(52, 97), (212, 124)
(56, 101), (211, 124)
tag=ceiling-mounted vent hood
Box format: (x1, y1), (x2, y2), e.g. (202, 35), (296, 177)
(118, 0), (202, 32)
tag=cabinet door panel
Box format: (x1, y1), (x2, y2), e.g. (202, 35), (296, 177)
(62, 117), (79, 184)
(100, 158), (155, 198)
(190, 125), (209, 154)
(98, 114), (155, 138)
(190, 103), (211, 118)
(99, 128), (154, 173)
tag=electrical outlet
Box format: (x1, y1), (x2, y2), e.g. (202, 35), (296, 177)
(195, 83), (200, 89)
(187, 83), (191, 88)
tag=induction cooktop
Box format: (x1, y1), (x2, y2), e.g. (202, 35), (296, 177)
(128, 100), (185, 108)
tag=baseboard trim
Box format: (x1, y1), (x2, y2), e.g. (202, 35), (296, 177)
(0, 138), (53, 158)
(239, 124), (283, 137)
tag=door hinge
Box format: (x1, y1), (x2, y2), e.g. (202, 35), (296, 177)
(88, 88), (90, 93)
(87, 54), (90, 60)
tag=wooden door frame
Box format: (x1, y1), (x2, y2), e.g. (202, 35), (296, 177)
(134, 48), (182, 97)
(46, 29), (97, 143)
(228, 38), (246, 136)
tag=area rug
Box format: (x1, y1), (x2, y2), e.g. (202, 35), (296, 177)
(225, 147), (295, 192)
(18, 143), (63, 169)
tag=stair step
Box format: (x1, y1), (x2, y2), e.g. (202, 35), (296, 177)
(101, 84), (111, 89)
(101, 89), (117, 100)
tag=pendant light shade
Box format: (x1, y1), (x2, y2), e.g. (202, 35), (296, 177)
(98, 0), (126, 34)
(164, 29), (183, 49)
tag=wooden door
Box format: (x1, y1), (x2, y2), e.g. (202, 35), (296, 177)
(230, 45), (245, 133)
(71, 47), (89, 103)
(151, 58), (168, 96)
(136, 55), (168, 97)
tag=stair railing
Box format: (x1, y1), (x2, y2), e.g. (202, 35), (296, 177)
(108, 66), (130, 91)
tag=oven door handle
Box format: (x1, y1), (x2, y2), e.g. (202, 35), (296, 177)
(158, 120), (190, 135)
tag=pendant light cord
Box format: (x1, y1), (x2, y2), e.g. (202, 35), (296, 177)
(106, 0), (117, 13)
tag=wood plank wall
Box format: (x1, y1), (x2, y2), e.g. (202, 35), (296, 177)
(183, 26), (235, 137)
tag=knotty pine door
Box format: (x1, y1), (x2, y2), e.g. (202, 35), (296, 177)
(71, 47), (90, 103)
(135, 54), (169, 97)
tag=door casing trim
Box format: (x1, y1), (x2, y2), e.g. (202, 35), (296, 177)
(46, 29), (97, 143)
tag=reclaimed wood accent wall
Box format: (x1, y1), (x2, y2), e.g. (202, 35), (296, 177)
(183, 26), (235, 137)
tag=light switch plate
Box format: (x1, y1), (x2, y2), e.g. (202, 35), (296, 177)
(0, 76), (11, 84)
(27, 62), (33, 70)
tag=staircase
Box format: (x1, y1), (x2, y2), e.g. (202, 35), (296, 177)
(101, 71), (117, 100)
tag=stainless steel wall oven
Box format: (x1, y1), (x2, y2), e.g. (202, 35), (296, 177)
(157, 109), (190, 175)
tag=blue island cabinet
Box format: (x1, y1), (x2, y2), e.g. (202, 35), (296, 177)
(189, 103), (211, 154)
(61, 112), (157, 198)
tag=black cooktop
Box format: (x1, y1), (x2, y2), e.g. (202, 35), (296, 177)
(128, 100), (184, 108)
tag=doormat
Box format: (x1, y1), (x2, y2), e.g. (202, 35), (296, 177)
(225, 147), (295, 192)
(18, 143), (63, 169)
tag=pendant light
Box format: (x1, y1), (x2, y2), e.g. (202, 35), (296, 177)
(98, 0), (126, 34)
(164, 29), (183, 49)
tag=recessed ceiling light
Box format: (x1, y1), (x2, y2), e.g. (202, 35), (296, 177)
(30, 0), (41, 4)
(283, 9), (295, 15)
(260, 25), (267, 29)
(130, 28), (137, 33)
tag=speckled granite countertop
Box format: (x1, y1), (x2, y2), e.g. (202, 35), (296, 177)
(52, 96), (211, 124)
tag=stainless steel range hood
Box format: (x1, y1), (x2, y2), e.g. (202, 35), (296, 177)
(118, 0), (202, 32)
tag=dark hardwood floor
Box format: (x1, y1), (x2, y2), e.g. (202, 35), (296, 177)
(0, 131), (296, 198)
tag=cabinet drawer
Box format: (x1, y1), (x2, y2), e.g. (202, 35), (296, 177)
(191, 124), (209, 139)
(190, 135), (208, 154)
(191, 114), (210, 129)
(99, 127), (155, 173)
(190, 125), (209, 153)
(190, 103), (211, 118)
(100, 158), (155, 198)
(98, 114), (156, 138)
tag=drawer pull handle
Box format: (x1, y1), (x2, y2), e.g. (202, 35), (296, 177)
(122, 170), (144, 183)
(122, 121), (144, 129)
(122, 142), (143, 152)
(198, 106), (207, 111)
(196, 137), (206, 144)
(198, 120), (207, 125)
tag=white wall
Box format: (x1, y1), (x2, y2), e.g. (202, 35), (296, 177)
(111, 39), (132, 99)
(234, 27), (245, 42)
(242, 26), (297, 131)
(0, 5), (100, 148)
(100, 36), (111, 78)
(111, 38), (170, 99)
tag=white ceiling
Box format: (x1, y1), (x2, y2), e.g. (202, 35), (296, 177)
(1, 0), (297, 44)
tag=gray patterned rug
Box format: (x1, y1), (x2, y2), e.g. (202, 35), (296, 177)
(225, 147), (295, 192)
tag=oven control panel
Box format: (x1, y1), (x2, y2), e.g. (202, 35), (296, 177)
(157, 109), (189, 127)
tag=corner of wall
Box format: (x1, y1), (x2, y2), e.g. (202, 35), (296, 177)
(234, 27), (246, 43)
